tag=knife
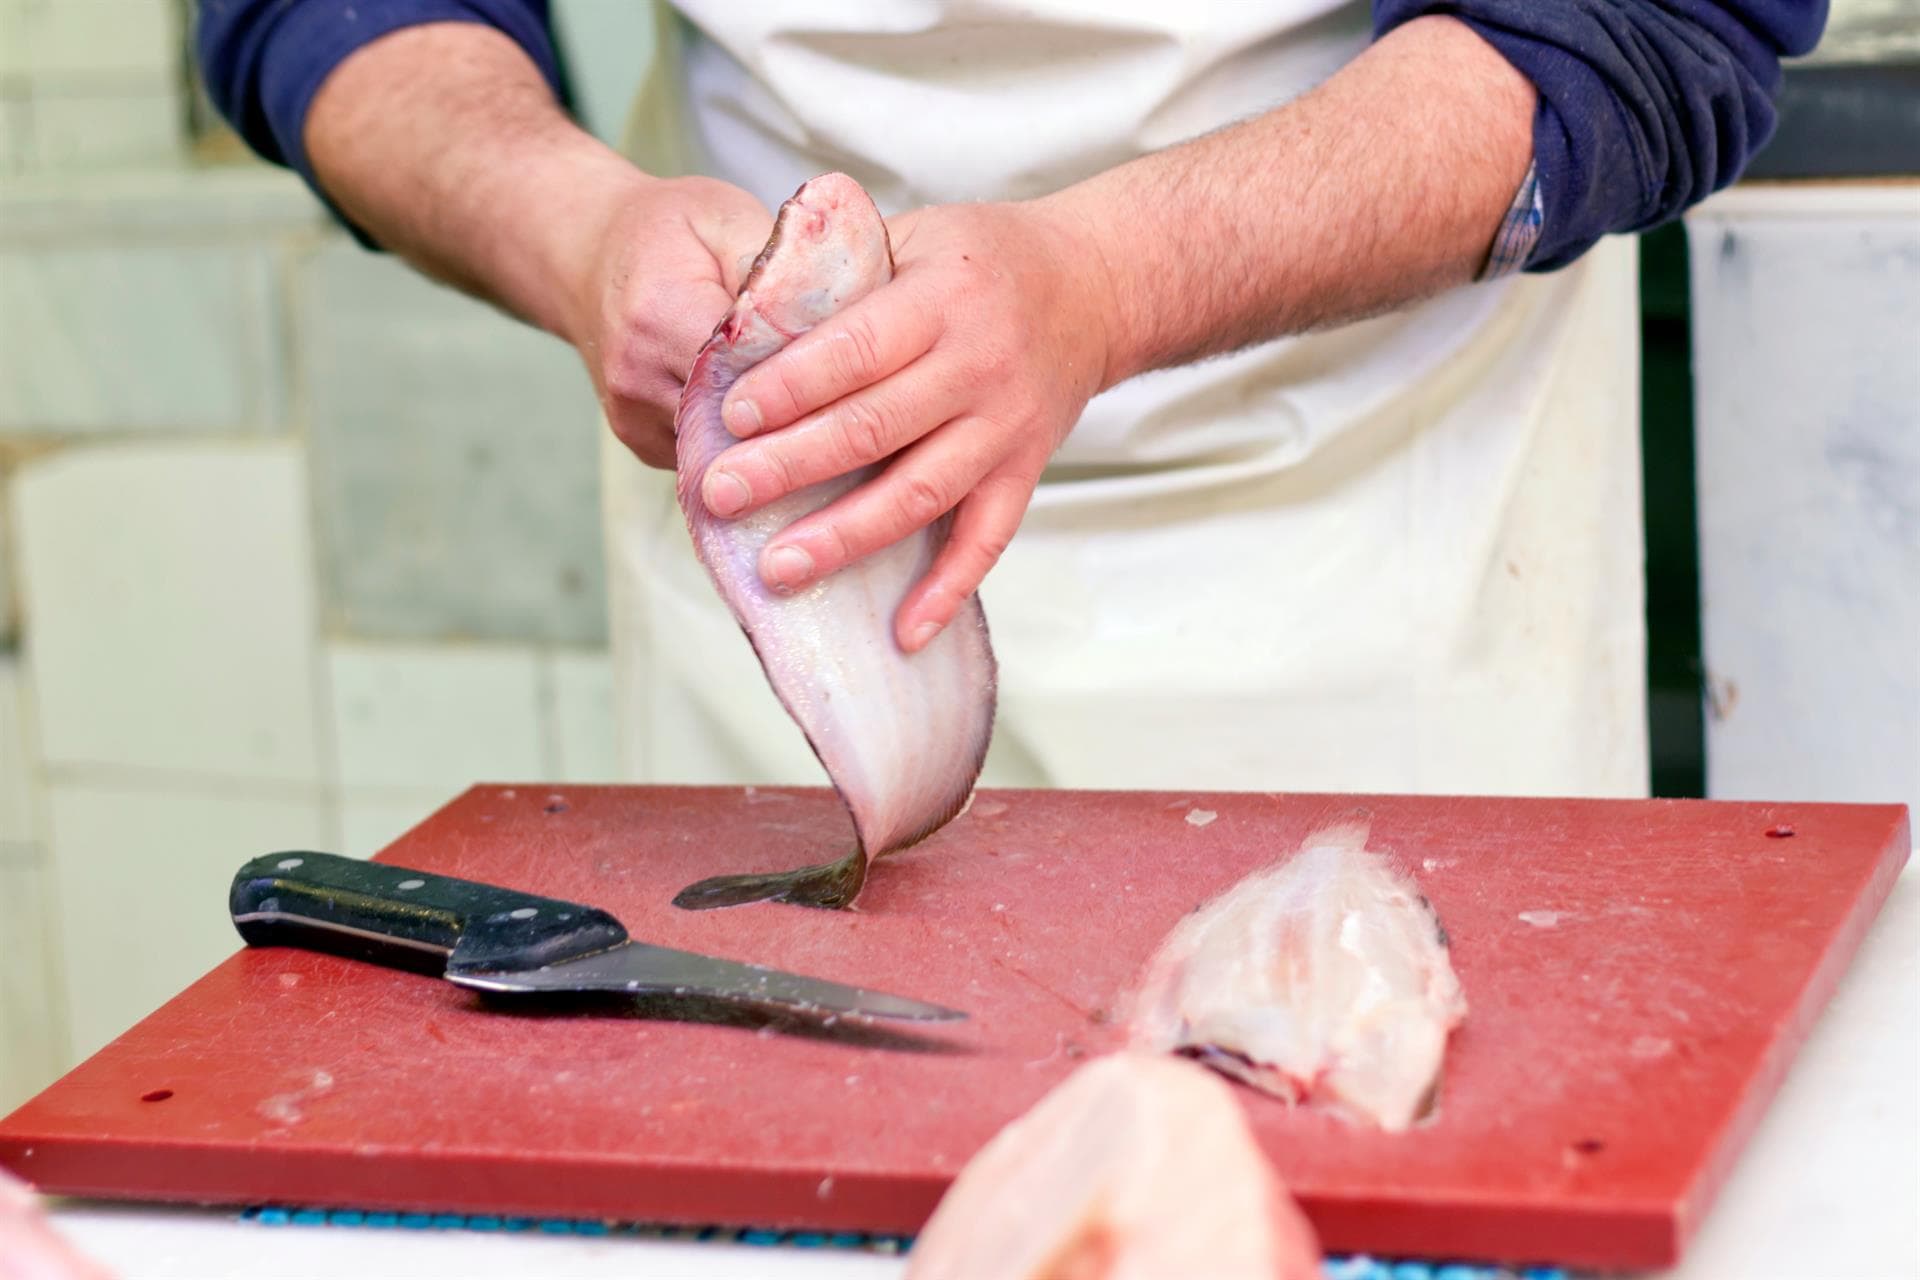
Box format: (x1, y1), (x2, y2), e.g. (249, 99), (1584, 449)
(229, 851), (964, 1023)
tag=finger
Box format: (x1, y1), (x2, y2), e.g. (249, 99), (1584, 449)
(894, 473), (1029, 651)
(701, 356), (964, 517)
(722, 285), (940, 438)
(755, 414), (1010, 595)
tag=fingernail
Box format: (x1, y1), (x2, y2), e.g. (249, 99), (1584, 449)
(704, 469), (750, 516)
(764, 545), (814, 589)
(723, 397), (763, 437)
(907, 622), (941, 650)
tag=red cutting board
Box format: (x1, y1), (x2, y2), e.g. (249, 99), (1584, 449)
(1, 787), (1908, 1269)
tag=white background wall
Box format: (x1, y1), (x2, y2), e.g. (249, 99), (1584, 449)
(0, 0), (649, 1111)
(1688, 184), (1920, 818)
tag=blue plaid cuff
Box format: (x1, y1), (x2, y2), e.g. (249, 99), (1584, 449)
(1480, 161), (1543, 280)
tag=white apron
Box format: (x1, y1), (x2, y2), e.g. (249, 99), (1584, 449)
(602, 0), (1649, 797)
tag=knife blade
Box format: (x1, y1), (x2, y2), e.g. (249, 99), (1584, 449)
(229, 851), (965, 1023)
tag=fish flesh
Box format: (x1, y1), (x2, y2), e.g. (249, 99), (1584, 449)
(671, 174), (996, 910)
(904, 1052), (1321, 1280)
(1128, 818), (1466, 1132)
(1, 1167), (113, 1280)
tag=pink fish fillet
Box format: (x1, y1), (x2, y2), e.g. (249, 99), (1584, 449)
(905, 1053), (1322, 1280)
(1, 1168), (114, 1280)
(1128, 818), (1467, 1132)
(671, 174), (996, 910)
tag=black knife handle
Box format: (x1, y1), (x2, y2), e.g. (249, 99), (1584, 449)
(230, 851), (629, 976)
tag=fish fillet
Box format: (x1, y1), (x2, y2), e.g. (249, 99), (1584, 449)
(1128, 818), (1466, 1132)
(905, 1053), (1321, 1280)
(1, 1168), (113, 1280)
(671, 174), (996, 909)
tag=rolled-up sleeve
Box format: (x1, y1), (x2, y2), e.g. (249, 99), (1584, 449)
(196, 0), (561, 221)
(1373, 2), (1829, 271)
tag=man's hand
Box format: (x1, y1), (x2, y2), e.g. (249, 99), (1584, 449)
(563, 177), (771, 468)
(699, 201), (1115, 651)
(690, 14), (1532, 651)
(302, 18), (1528, 654)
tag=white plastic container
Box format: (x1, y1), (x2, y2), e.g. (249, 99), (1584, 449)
(1687, 182), (1920, 815)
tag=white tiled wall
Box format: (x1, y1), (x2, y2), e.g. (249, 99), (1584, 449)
(0, 1), (181, 79)
(0, 857), (64, 1113)
(0, 655), (35, 844)
(329, 644), (546, 790)
(0, 473), (15, 639)
(4, 437), (625, 1075)
(1688, 185), (1920, 818)
(548, 649), (620, 782)
(0, 655), (61, 1115)
(298, 238), (605, 644)
(17, 88), (185, 172)
(0, 9), (628, 1112)
(336, 791), (448, 859)
(0, 243), (284, 432)
(0, 97), (27, 176)
(549, 0), (658, 145)
(0, 0), (186, 174)
(327, 643), (621, 855)
(45, 779), (330, 1062)
(16, 442), (324, 783)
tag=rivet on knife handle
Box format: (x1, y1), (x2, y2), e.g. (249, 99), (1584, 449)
(229, 851), (629, 976)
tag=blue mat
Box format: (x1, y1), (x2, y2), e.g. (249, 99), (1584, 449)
(241, 1206), (1570, 1276)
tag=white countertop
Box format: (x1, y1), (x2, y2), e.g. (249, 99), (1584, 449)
(46, 861), (1919, 1280)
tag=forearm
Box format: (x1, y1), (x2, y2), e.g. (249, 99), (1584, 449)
(1046, 15), (1534, 387)
(303, 22), (646, 341)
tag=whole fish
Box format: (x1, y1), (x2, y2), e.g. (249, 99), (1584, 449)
(671, 174), (996, 910)
(1128, 818), (1466, 1132)
(905, 1052), (1322, 1280)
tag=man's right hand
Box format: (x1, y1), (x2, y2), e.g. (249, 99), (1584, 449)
(562, 177), (772, 468)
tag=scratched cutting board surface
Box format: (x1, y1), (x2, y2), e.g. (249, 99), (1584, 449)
(1, 786), (1909, 1269)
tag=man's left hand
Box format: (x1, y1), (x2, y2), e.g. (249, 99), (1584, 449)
(696, 201), (1116, 652)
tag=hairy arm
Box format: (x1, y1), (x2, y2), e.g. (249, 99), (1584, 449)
(199, 2), (1814, 648)
(300, 24), (771, 464)
(304, 24), (625, 336)
(1060, 15), (1534, 384)
(707, 16), (1532, 645)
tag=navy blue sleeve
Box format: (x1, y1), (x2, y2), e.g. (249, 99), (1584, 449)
(195, 0), (561, 242)
(1373, 2), (1829, 270)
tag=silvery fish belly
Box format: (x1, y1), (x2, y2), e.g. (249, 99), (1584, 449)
(904, 1053), (1322, 1280)
(672, 173), (996, 908)
(1128, 819), (1467, 1132)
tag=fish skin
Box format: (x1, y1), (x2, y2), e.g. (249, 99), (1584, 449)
(672, 174), (996, 906)
(1128, 817), (1467, 1132)
(904, 1052), (1322, 1280)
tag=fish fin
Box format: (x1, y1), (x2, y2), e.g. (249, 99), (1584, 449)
(672, 847), (866, 911)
